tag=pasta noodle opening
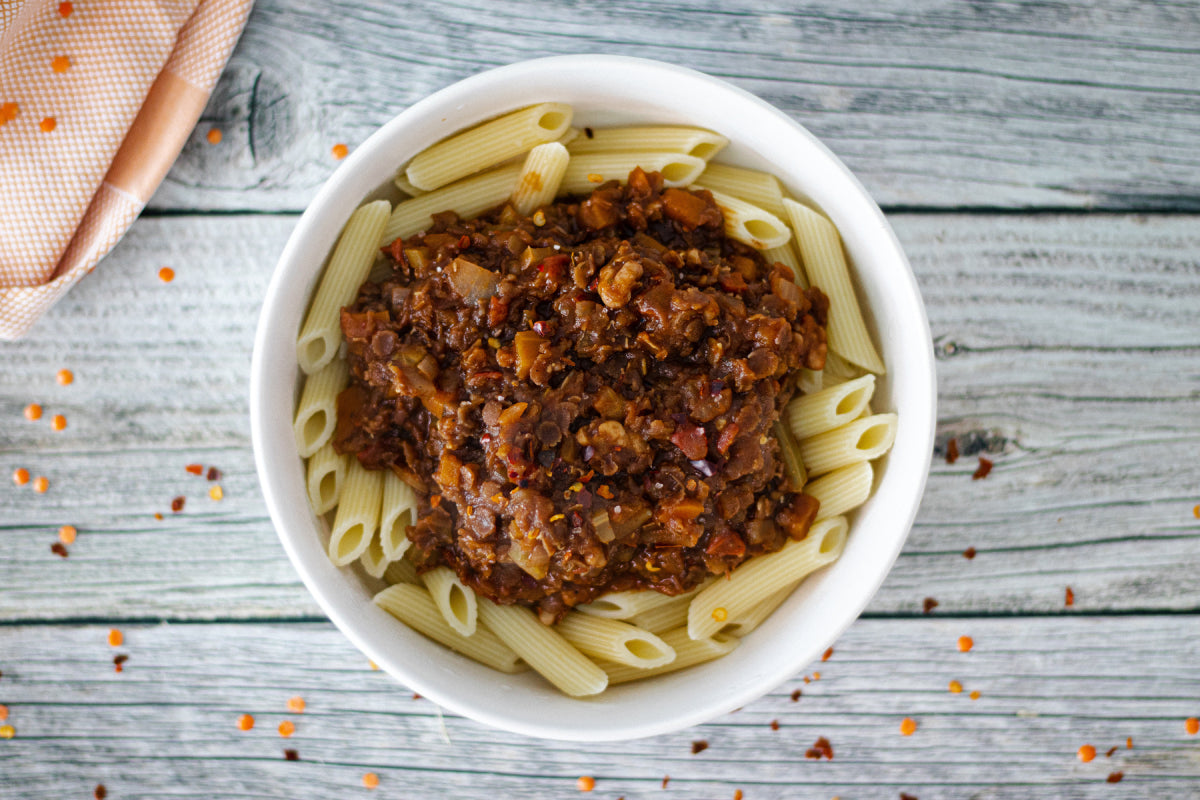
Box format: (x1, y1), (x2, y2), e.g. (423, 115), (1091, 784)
(301, 337), (328, 371)
(743, 218), (786, 242)
(448, 585), (470, 626)
(624, 638), (666, 661)
(837, 385), (871, 416)
(317, 471), (338, 507)
(336, 524), (366, 561)
(855, 422), (892, 453)
(690, 142), (724, 160)
(384, 510), (412, 552)
(538, 110), (569, 131)
(818, 521), (847, 555)
(586, 599), (623, 614)
(302, 410), (328, 447)
(661, 160), (700, 183)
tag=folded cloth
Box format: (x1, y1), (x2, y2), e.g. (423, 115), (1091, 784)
(0, 0), (253, 339)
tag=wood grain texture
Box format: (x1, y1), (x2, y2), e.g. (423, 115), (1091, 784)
(150, 0), (1200, 213)
(1, 618), (1198, 798)
(1, 214), (1197, 620)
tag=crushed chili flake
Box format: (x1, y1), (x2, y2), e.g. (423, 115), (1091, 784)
(363, 772), (380, 789)
(691, 740), (708, 754)
(962, 546), (976, 559)
(171, 496), (185, 513)
(587, 173), (603, 183)
(1105, 746), (1118, 757)
(0, 705), (7, 721)
(331, 143), (349, 160)
(711, 607), (727, 622)
(949, 680), (963, 694)
(278, 720), (295, 737)
(813, 671), (821, 681)
(1078, 744), (1096, 762)
(584, 127), (594, 139)
(923, 597), (938, 614)
(411, 693), (421, 700)
(284, 748), (299, 761)
(1193, 504), (1199, 519)
(51, 55), (70, 73)
(209, 485), (224, 501)
(237, 714), (254, 731)
(661, 776), (670, 789)
(804, 736), (834, 760)
(734, 792), (743, 800)
(13, 468), (30, 486)
(945, 438), (959, 464)
(94, 785), (106, 800)
(803, 676), (810, 684)
(901, 794), (919, 800)
(770, 719), (779, 731)
(40, 116), (56, 132)
(51, 414), (66, 431)
(0, 725), (13, 739)
(57, 369), (74, 385)
(58, 1), (72, 16)
(33, 475), (49, 493)
(1065, 586), (1075, 606)
(206, 128), (222, 144)
(50, 542), (68, 558)
(958, 635), (974, 652)
(185, 464), (203, 475)
(287, 696), (305, 713)
(207, 466), (221, 481)
(154, 513), (163, 521)
(430, 494), (441, 508)
(972, 456), (993, 480)
(969, 690), (981, 700)
(900, 717), (918, 736)
(1186, 717), (1199, 735)
(24, 403), (42, 420)
(1106, 772), (1123, 783)
(108, 629), (123, 647)
(113, 654), (128, 672)
(1126, 737), (1133, 749)
(368, 660), (379, 670)
(158, 266), (175, 282)
(576, 776), (595, 792)
(822, 647), (834, 661)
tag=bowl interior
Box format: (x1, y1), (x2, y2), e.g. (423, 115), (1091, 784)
(250, 55), (936, 742)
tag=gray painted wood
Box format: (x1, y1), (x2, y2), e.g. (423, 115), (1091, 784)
(1, 213), (1197, 620)
(148, 0), (1200, 213)
(1, 618), (1197, 798)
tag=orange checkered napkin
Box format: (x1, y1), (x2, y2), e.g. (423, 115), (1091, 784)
(0, 0), (253, 340)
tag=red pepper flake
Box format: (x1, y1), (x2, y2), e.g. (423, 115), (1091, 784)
(50, 542), (68, 558)
(733, 792), (743, 800)
(962, 547), (976, 559)
(59, 1), (73, 16)
(430, 494), (441, 508)
(1078, 744), (1096, 762)
(804, 736), (834, 760)
(1105, 746), (1118, 758)
(770, 719), (780, 731)
(40, 116), (56, 133)
(154, 512), (163, 520)
(1126, 737), (1133, 749)
(331, 143), (348, 160)
(1065, 586), (1075, 606)
(1187, 717), (1199, 735)
(822, 646), (834, 661)
(1194, 504), (1199, 519)
(284, 748), (299, 761)
(972, 456), (993, 480)
(969, 690), (981, 700)
(51, 55), (70, 73)
(690, 740), (708, 754)
(1106, 772), (1123, 783)
(0, 705), (7, 721)
(93, 786), (106, 800)
(170, 496), (185, 513)
(576, 776), (595, 792)
(923, 597), (938, 614)
(901, 794), (919, 800)
(207, 466), (221, 481)
(661, 776), (670, 789)
(958, 635), (974, 652)
(113, 654), (128, 672)
(411, 693), (421, 700)
(108, 629), (123, 647)
(945, 438), (959, 464)
(791, 689), (802, 701)
(185, 464), (203, 475)
(206, 128), (222, 145)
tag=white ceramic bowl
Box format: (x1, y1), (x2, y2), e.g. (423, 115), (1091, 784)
(250, 55), (935, 742)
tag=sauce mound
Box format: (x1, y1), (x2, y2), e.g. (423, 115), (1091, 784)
(335, 168), (828, 622)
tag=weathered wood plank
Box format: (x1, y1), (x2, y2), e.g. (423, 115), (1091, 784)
(1, 214), (1198, 620)
(1, 618), (1198, 798)
(151, 0), (1200, 212)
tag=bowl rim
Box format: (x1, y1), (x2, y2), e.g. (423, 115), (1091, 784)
(251, 53), (937, 741)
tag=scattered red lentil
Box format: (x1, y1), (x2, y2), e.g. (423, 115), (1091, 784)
(206, 128), (222, 144)
(331, 143), (349, 160)
(209, 485), (224, 501)
(154, 512), (163, 521)
(0, 102), (17, 124)
(33, 475), (49, 493)
(51, 55), (70, 73)
(185, 464), (204, 475)
(108, 629), (123, 647)
(770, 719), (780, 731)
(962, 546), (976, 559)
(24, 403), (42, 420)
(56, 369), (74, 385)
(1193, 504), (1199, 519)
(40, 116), (56, 132)
(803, 676), (810, 684)
(900, 717), (918, 736)
(958, 636), (974, 652)
(661, 776), (670, 789)
(949, 680), (963, 694)
(822, 647), (834, 661)
(158, 266), (175, 283)
(576, 776), (595, 792)
(969, 690), (981, 700)
(93, 786), (106, 800)
(207, 466), (221, 481)
(691, 740), (708, 754)
(368, 660), (379, 670)
(790, 689), (802, 701)
(923, 597), (938, 614)
(813, 671), (821, 681)
(945, 438), (958, 464)
(278, 720), (295, 737)
(113, 654), (128, 672)
(0, 705), (8, 721)
(51, 414), (66, 431)
(1187, 717), (1199, 735)
(411, 693), (421, 700)
(58, 1), (73, 16)
(901, 794), (919, 800)
(1078, 744), (1096, 763)
(1065, 586), (1075, 607)
(284, 748), (299, 761)
(1105, 746), (1117, 758)
(57, 525), (77, 543)
(237, 714), (255, 731)
(287, 696), (306, 713)
(0, 725), (13, 739)
(50, 542), (68, 558)
(171, 496), (185, 513)
(13, 468), (30, 486)
(804, 736), (834, 760)
(1106, 772), (1123, 783)
(362, 772), (380, 789)
(1126, 737), (1133, 749)
(734, 792), (743, 800)
(972, 456), (993, 480)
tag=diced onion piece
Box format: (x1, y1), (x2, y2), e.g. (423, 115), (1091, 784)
(447, 257), (499, 303)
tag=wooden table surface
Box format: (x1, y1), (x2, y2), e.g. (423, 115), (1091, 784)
(3, 1), (1199, 798)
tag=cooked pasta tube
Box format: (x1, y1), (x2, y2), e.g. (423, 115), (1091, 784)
(688, 516), (849, 640)
(392, 166), (425, 197)
(560, 153), (706, 194)
(566, 126), (727, 161)
(476, 599), (607, 697)
(696, 162), (787, 218)
(511, 142), (570, 216)
(775, 420), (808, 492)
(327, 460), (384, 566)
(306, 440), (347, 515)
(804, 461), (874, 520)
(575, 587), (683, 619)
(555, 613), (676, 669)
(797, 368), (824, 396)
(602, 628), (740, 684)
(783, 198), (885, 374)
(786, 374), (876, 440)
(379, 471), (417, 561)
(383, 555), (418, 586)
(359, 531), (388, 579)
(695, 186), (791, 250)
(627, 581), (711, 635)
(405, 103), (573, 191)
(374, 584), (524, 673)
(718, 584), (796, 638)
(797, 413), (898, 477)
(820, 350), (864, 387)
(297, 200), (391, 374)
(762, 241), (809, 288)
(421, 566), (476, 637)
(382, 165), (521, 243)
(293, 356), (348, 458)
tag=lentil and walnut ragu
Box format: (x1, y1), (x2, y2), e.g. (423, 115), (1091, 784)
(335, 168), (828, 623)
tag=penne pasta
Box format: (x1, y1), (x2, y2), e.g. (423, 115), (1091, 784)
(602, 628), (740, 684)
(297, 200), (391, 375)
(762, 240), (809, 288)
(694, 186), (791, 250)
(292, 356), (349, 458)
(688, 516), (849, 640)
(477, 599), (608, 697)
(560, 152), (706, 194)
(696, 162), (786, 218)
(327, 459), (384, 566)
(796, 368), (824, 396)
(786, 374), (876, 440)
(383, 555), (419, 587)
(718, 584), (796, 638)
(392, 166), (426, 198)
(566, 125), (727, 161)
(359, 530), (389, 579)
(783, 198), (885, 374)
(421, 566), (477, 637)
(379, 471), (417, 562)
(374, 583), (524, 673)
(820, 350), (865, 387)
(804, 461), (874, 520)
(555, 612), (676, 669)
(797, 413), (898, 477)
(305, 440), (347, 515)
(626, 581), (711, 635)
(576, 588), (684, 619)
(511, 142), (570, 216)
(774, 420), (808, 491)
(405, 103), (573, 191)
(381, 165), (521, 244)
